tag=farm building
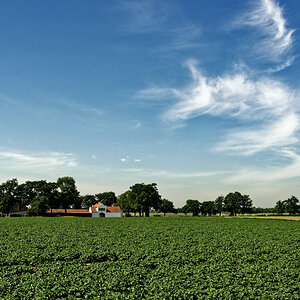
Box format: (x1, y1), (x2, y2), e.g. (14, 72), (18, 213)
(4, 201), (123, 217)
(46, 203), (123, 217)
(47, 208), (91, 217)
(89, 203), (123, 217)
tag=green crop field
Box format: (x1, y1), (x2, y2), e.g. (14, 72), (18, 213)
(0, 217), (299, 299)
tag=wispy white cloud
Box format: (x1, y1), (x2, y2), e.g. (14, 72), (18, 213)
(60, 100), (103, 117)
(218, 114), (299, 155)
(122, 167), (220, 179)
(138, 59), (299, 156)
(224, 150), (300, 184)
(135, 87), (176, 101)
(159, 25), (203, 51)
(134, 159), (141, 162)
(116, 0), (202, 51)
(163, 60), (296, 122)
(117, 0), (171, 33)
(236, 0), (295, 68)
(0, 150), (77, 169)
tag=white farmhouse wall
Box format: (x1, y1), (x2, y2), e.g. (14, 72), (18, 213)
(105, 212), (123, 218)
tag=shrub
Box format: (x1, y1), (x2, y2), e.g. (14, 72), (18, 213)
(9, 213), (22, 217)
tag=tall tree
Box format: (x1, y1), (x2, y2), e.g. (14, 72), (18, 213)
(17, 181), (38, 207)
(214, 195), (224, 216)
(130, 183), (161, 217)
(30, 195), (50, 216)
(57, 177), (80, 214)
(159, 199), (175, 216)
(200, 201), (216, 216)
(81, 194), (97, 208)
(274, 200), (285, 214)
(224, 192), (243, 216)
(0, 179), (20, 215)
(182, 199), (201, 216)
(240, 194), (253, 214)
(44, 182), (60, 214)
(284, 196), (299, 215)
(95, 192), (117, 206)
(117, 190), (136, 215)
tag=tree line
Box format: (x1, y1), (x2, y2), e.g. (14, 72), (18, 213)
(181, 192), (253, 216)
(0, 177), (299, 216)
(0, 177), (118, 216)
(0, 177), (165, 217)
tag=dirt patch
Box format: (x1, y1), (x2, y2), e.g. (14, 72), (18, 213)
(238, 216), (300, 221)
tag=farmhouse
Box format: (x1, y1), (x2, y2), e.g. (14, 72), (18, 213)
(5, 201), (123, 217)
(89, 203), (123, 217)
(46, 203), (123, 217)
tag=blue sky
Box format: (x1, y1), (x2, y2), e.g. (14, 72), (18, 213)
(1, 0), (300, 207)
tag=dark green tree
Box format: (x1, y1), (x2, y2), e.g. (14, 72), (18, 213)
(44, 182), (60, 214)
(214, 195), (224, 216)
(182, 199), (201, 216)
(117, 190), (136, 215)
(200, 201), (216, 216)
(30, 195), (50, 216)
(159, 199), (175, 216)
(81, 194), (97, 208)
(17, 180), (59, 213)
(17, 181), (38, 206)
(284, 196), (299, 215)
(240, 194), (253, 214)
(274, 200), (286, 214)
(57, 177), (80, 214)
(129, 183), (161, 217)
(0, 179), (20, 215)
(95, 192), (117, 206)
(224, 192), (243, 216)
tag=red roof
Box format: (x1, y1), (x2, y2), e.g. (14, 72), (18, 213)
(91, 207), (97, 213)
(90, 203), (122, 213)
(48, 209), (90, 214)
(107, 206), (122, 213)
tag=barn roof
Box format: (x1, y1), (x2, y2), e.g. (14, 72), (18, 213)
(90, 203), (122, 213)
(107, 206), (122, 213)
(48, 209), (90, 214)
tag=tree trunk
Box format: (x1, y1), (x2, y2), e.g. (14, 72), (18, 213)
(64, 208), (67, 215)
(145, 208), (150, 217)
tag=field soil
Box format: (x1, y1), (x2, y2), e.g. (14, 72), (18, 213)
(238, 216), (300, 221)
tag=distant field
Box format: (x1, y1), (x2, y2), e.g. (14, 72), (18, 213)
(0, 217), (299, 299)
(237, 216), (300, 221)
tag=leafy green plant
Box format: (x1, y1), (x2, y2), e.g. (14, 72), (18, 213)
(0, 217), (299, 299)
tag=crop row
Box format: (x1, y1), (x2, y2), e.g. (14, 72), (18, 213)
(0, 217), (299, 299)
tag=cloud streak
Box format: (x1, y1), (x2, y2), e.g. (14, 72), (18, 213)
(117, 0), (171, 33)
(218, 114), (299, 155)
(122, 167), (220, 179)
(224, 150), (300, 184)
(237, 0), (295, 68)
(116, 0), (202, 51)
(0, 150), (77, 170)
(138, 59), (299, 155)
